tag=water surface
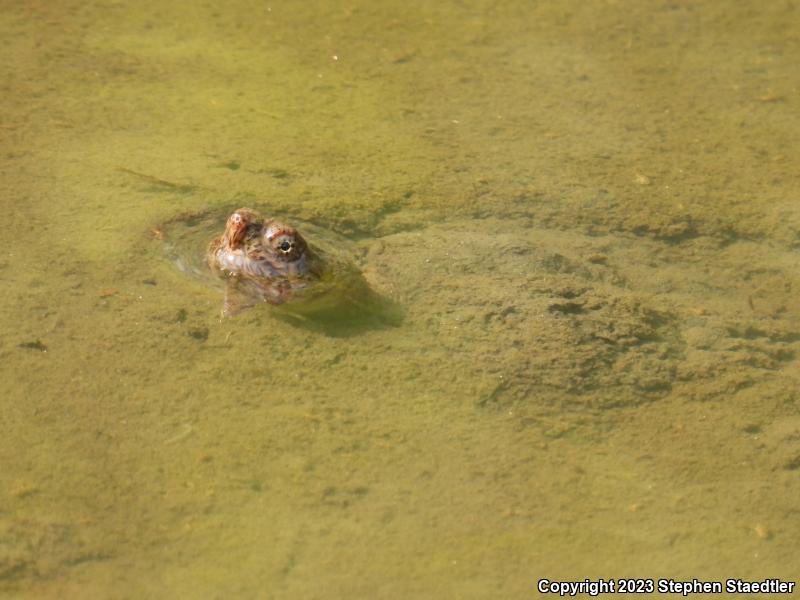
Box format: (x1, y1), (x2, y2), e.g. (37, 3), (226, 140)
(2, 1), (799, 597)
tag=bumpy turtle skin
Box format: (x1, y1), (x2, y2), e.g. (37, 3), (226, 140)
(207, 207), (316, 310)
(208, 208), (310, 276)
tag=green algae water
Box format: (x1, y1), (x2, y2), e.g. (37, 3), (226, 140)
(2, 1), (799, 597)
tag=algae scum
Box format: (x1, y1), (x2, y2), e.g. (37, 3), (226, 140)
(2, 1), (799, 597)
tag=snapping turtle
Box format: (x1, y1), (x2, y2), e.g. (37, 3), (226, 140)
(206, 207), (321, 315)
(157, 206), (400, 332)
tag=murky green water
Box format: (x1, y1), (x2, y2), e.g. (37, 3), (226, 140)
(2, 1), (799, 597)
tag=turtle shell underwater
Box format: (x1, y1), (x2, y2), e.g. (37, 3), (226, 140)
(158, 206), (401, 331)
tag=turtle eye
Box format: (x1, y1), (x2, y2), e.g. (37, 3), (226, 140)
(265, 224), (305, 261)
(275, 236), (296, 254)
